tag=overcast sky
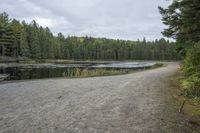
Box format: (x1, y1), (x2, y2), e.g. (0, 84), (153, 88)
(0, 0), (171, 40)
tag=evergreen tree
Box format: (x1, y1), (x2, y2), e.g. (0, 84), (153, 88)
(0, 12), (181, 61)
(159, 0), (200, 98)
(159, 0), (200, 54)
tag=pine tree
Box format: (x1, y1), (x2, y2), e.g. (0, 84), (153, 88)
(159, 0), (200, 54)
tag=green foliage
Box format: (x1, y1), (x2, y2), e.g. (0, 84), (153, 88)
(0, 12), (180, 61)
(181, 43), (200, 98)
(0, 12), (21, 57)
(181, 76), (200, 98)
(160, 0), (200, 99)
(159, 0), (200, 54)
(182, 44), (200, 76)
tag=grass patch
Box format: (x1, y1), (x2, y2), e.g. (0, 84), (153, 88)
(169, 71), (200, 115)
(62, 63), (164, 78)
(62, 68), (131, 78)
(152, 63), (164, 68)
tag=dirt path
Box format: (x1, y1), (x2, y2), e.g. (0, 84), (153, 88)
(0, 62), (195, 133)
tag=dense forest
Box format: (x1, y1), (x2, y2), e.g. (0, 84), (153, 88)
(159, 0), (200, 98)
(0, 12), (180, 61)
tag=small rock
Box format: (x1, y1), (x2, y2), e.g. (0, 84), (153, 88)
(57, 96), (62, 99)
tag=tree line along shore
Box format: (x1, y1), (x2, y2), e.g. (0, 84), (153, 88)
(0, 12), (180, 62)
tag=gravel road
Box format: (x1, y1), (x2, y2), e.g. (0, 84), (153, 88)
(0, 62), (195, 133)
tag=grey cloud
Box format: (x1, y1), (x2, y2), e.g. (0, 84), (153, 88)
(0, 0), (171, 40)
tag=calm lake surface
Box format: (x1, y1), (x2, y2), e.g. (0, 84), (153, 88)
(0, 62), (155, 81)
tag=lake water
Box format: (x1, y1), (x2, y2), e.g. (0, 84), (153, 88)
(0, 62), (155, 81)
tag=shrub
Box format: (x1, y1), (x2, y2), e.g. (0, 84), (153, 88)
(181, 42), (200, 98)
(153, 63), (163, 68)
(182, 76), (200, 98)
